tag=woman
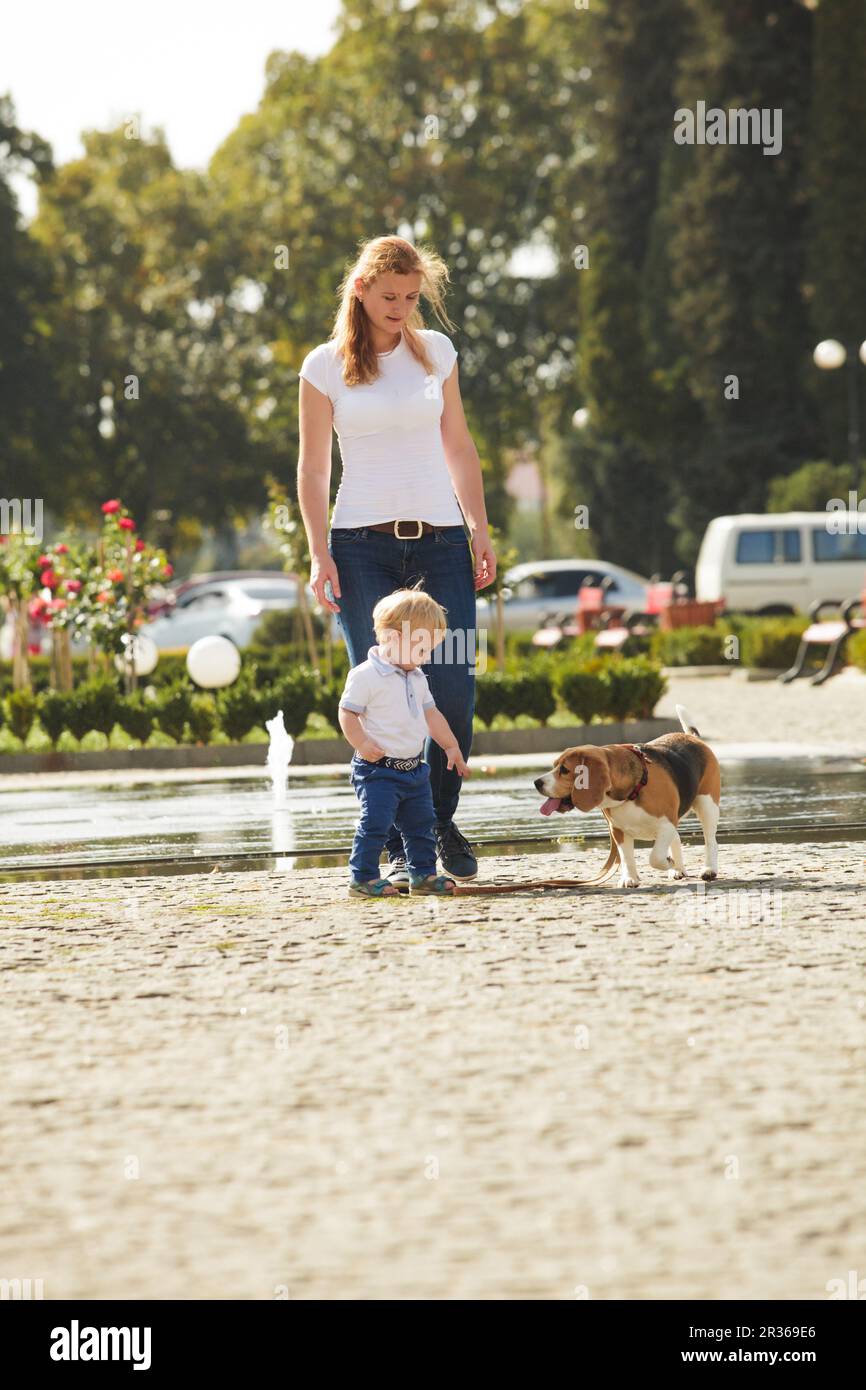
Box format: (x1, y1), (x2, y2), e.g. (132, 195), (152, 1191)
(297, 234), (496, 887)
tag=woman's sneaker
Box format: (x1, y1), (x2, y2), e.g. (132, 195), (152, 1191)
(435, 822), (478, 880)
(384, 857), (411, 893)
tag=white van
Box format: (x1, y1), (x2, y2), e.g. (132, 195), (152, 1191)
(695, 512), (866, 614)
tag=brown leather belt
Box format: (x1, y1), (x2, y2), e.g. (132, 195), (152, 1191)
(365, 519), (436, 537)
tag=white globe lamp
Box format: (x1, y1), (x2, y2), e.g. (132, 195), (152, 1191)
(813, 339), (847, 371)
(187, 635), (241, 689)
(114, 632), (159, 677)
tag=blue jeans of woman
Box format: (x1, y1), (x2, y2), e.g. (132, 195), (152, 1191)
(328, 524), (476, 866)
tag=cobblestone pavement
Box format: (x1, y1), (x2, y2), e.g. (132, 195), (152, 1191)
(2, 839), (864, 1300)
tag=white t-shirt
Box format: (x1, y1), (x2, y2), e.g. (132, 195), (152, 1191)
(298, 327), (465, 528)
(339, 644), (437, 758)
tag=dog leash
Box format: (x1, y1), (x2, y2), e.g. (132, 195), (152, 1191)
(448, 751), (651, 895)
(450, 837), (619, 894)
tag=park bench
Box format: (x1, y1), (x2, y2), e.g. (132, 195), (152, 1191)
(779, 590), (866, 686)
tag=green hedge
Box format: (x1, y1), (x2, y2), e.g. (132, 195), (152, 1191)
(649, 625), (729, 667)
(848, 628), (866, 672)
(737, 616), (810, 669)
(647, 618), (812, 670)
(2, 651), (672, 749)
(476, 655), (667, 728)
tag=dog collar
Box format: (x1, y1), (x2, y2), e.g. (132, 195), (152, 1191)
(625, 745), (650, 801)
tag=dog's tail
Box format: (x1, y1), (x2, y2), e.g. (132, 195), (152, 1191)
(675, 703), (701, 737)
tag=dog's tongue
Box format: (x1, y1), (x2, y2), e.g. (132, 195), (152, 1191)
(539, 797), (561, 816)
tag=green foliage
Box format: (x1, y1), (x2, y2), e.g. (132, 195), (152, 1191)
(502, 672), (557, 726)
(38, 689), (73, 747)
(267, 669), (319, 740)
(649, 625), (728, 667)
(80, 679), (121, 737)
(216, 678), (261, 743)
(64, 679), (120, 741)
(600, 656), (667, 721)
(847, 628), (866, 672)
(767, 460), (861, 514)
(188, 693), (217, 744)
(5, 688), (38, 744)
(555, 666), (607, 725)
(738, 617), (810, 670)
(473, 673), (510, 728)
(315, 677), (344, 734)
(253, 607), (300, 647)
(116, 692), (156, 745)
(155, 681), (194, 743)
(807, 0), (866, 462)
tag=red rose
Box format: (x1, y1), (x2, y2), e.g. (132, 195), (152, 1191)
(49, 598), (67, 611)
(28, 596), (47, 617)
(101, 499), (122, 514)
(55, 543), (70, 554)
(39, 568), (57, 588)
(118, 516), (135, 531)
(134, 538), (146, 552)
(65, 579), (82, 594)
(37, 554), (51, 567)
(96, 591), (113, 603)
(164, 562), (174, 577)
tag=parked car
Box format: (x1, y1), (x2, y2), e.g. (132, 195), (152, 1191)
(138, 572), (311, 650)
(695, 512), (866, 614)
(475, 559), (651, 633)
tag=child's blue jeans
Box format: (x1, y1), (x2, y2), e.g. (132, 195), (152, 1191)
(348, 754), (438, 883)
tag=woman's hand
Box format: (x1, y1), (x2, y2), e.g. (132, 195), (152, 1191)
(470, 528), (497, 591)
(310, 551), (341, 613)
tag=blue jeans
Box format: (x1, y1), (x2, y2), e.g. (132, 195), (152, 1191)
(348, 755), (437, 882)
(329, 523), (476, 864)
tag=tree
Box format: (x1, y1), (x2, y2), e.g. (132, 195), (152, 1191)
(29, 125), (272, 545)
(805, 0), (866, 473)
(664, 0), (816, 556)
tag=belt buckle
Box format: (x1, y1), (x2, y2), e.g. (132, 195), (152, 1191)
(394, 519), (423, 540)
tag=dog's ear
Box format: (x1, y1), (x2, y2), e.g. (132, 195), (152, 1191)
(570, 750), (612, 812)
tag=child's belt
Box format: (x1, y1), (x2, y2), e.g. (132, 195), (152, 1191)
(355, 753), (424, 770)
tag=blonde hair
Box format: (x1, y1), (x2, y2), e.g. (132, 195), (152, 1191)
(373, 583), (448, 639)
(327, 235), (457, 387)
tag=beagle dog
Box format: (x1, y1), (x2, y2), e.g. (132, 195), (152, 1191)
(533, 705), (720, 889)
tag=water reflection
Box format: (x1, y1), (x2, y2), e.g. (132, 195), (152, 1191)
(0, 753), (864, 879)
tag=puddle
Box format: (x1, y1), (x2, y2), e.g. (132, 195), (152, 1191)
(1, 750), (865, 882)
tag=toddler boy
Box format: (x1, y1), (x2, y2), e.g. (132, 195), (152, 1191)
(338, 586), (470, 898)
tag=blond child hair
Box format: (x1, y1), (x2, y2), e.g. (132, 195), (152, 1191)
(372, 584), (448, 641)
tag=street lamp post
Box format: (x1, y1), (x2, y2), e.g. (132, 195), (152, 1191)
(813, 337), (866, 489)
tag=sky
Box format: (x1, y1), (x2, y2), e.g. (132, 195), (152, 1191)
(2, 0), (341, 219)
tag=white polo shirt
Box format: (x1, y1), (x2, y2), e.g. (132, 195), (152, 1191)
(339, 645), (437, 758)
